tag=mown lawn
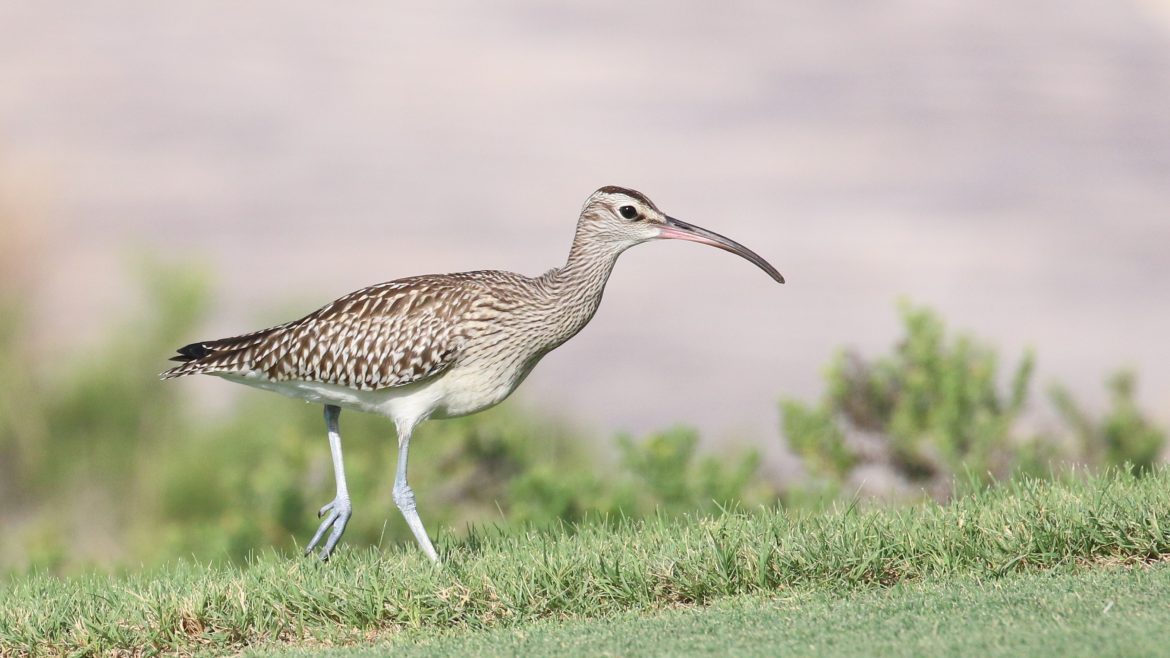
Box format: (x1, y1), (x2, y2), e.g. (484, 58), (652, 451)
(2, 470), (1169, 656)
(275, 563), (1170, 657)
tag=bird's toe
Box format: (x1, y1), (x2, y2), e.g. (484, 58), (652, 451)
(318, 501), (335, 518)
(305, 497), (352, 559)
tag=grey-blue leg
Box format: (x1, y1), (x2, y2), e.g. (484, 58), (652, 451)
(393, 419), (439, 562)
(305, 404), (352, 560)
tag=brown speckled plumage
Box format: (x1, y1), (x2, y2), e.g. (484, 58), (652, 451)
(165, 275), (487, 389)
(159, 263), (612, 408)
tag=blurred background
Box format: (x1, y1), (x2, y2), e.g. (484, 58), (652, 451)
(1, 1), (1168, 570)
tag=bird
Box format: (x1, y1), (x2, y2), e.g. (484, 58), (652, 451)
(161, 186), (784, 562)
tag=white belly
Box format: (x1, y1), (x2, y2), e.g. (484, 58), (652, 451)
(217, 357), (535, 426)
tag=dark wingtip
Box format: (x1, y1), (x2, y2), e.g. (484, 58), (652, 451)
(172, 342), (212, 363)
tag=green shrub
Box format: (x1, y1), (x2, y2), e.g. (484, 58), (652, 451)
(1051, 370), (1166, 475)
(617, 427), (764, 514)
(781, 301), (1165, 499)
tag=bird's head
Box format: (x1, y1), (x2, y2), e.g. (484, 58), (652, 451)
(577, 186), (784, 284)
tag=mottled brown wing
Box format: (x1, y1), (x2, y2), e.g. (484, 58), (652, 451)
(160, 276), (483, 390)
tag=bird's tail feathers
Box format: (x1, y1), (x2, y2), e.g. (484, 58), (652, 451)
(160, 327), (282, 380)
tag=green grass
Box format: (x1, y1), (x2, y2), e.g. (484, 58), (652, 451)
(277, 564), (1170, 657)
(3, 470), (1169, 656)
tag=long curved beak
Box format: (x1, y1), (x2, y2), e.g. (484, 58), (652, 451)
(658, 216), (785, 284)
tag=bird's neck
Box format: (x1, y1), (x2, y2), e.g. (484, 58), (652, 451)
(551, 232), (625, 299)
(531, 233), (626, 345)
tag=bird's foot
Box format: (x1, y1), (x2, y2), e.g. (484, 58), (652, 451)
(304, 497), (352, 561)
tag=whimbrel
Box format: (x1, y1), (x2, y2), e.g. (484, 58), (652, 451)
(162, 186), (784, 561)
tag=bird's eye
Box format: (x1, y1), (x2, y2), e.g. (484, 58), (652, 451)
(618, 205), (638, 220)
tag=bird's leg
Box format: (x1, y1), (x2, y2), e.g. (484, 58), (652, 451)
(305, 404), (353, 560)
(392, 420), (439, 562)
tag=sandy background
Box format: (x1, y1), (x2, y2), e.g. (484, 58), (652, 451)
(1, 1), (1168, 460)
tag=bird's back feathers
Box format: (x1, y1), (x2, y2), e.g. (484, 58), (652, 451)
(160, 274), (498, 390)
